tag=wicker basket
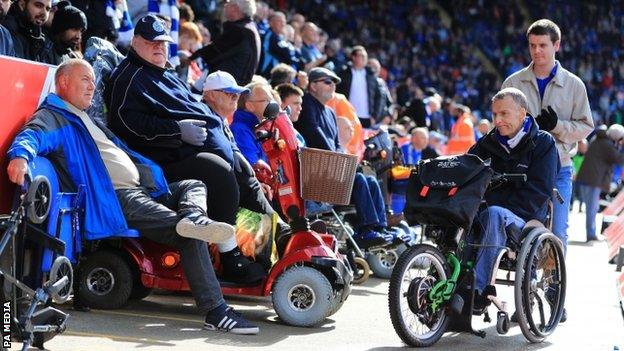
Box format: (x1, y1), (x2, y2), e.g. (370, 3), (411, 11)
(299, 147), (358, 205)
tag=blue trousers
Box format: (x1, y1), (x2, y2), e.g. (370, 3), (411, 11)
(351, 173), (387, 229)
(552, 166), (572, 253)
(472, 206), (525, 292)
(578, 184), (601, 240)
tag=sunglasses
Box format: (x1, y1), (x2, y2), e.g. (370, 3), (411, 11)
(314, 78), (334, 85)
(217, 90), (240, 98)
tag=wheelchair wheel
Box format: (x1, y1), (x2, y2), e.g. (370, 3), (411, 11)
(77, 251), (133, 309)
(367, 248), (398, 279)
(352, 256), (370, 284)
(388, 244), (450, 347)
(514, 227), (566, 343)
(49, 256), (73, 304)
(26, 175), (51, 224)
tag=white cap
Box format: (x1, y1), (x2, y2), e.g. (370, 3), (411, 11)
(202, 71), (249, 94)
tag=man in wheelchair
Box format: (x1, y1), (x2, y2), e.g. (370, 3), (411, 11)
(6, 59), (260, 335)
(467, 88), (559, 313)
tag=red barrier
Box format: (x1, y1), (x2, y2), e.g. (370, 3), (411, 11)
(601, 191), (624, 216)
(0, 56), (55, 214)
(604, 213), (624, 261)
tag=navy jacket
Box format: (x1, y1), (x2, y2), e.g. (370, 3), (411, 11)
(8, 94), (168, 240)
(106, 49), (234, 166)
(230, 109), (267, 165)
(294, 93), (341, 152)
(0, 24), (15, 56)
(468, 117), (560, 222)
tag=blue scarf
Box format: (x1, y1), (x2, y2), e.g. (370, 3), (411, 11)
(495, 117), (532, 152)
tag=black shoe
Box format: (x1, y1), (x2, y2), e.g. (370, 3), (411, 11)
(204, 305), (259, 335)
(472, 285), (495, 313)
(510, 310), (519, 323)
(220, 248), (266, 284)
(545, 292), (567, 323)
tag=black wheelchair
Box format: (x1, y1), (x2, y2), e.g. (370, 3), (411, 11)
(0, 170), (73, 351)
(387, 154), (566, 346)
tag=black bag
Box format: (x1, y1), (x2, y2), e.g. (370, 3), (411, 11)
(363, 129), (393, 174)
(404, 154), (493, 229)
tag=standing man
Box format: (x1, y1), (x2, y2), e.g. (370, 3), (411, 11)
(188, 0), (260, 85)
(502, 19), (594, 256)
(336, 45), (381, 128)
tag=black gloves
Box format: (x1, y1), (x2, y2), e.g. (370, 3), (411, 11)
(536, 106), (558, 131)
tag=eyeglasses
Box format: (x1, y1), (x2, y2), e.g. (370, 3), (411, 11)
(313, 79), (334, 85)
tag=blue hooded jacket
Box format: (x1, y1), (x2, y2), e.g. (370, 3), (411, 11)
(8, 94), (169, 240)
(230, 109), (267, 165)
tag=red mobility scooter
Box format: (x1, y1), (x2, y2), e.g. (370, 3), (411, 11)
(72, 106), (353, 327)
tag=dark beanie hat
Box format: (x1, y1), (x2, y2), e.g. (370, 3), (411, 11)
(51, 1), (87, 35)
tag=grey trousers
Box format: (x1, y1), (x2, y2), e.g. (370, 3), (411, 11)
(115, 180), (225, 313)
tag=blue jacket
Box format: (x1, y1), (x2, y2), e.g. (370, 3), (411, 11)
(230, 110), (267, 165)
(106, 49), (234, 166)
(8, 94), (169, 240)
(294, 93), (341, 152)
(468, 116), (560, 222)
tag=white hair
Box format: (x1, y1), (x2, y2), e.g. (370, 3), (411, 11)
(231, 0), (256, 17)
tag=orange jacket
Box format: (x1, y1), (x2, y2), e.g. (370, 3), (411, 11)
(326, 93), (365, 160)
(445, 114), (476, 155)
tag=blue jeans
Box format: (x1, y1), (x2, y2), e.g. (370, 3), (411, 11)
(472, 206), (525, 292)
(578, 184), (601, 240)
(351, 173), (387, 229)
(552, 166), (572, 253)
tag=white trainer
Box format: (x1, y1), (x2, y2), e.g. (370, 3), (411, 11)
(175, 217), (235, 243)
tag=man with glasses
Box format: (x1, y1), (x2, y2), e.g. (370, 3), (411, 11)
(295, 67), (392, 249)
(106, 15), (268, 285)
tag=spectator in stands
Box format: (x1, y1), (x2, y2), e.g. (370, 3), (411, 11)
(106, 15), (270, 285)
(2, 0), (55, 63)
(445, 104), (476, 155)
(477, 119), (493, 138)
(269, 63), (295, 87)
(177, 21), (203, 85)
(300, 22), (326, 70)
(576, 124), (624, 242)
(188, 0), (260, 85)
(45, 1), (86, 64)
(276, 83), (306, 146)
(502, 19), (594, 264)
(326, 91), (364, 158)
(401, 127), (437, 165)
(72, 0), (117, 45)
(178, 3), (194, 26)
(369, 58), (393, 125)
(7, 59), (260, 335)
(295, 67), (391, 249)
(336, 45), (381, 128)
(257, 11), (302, 77)
(230, 82), (274, 168)
(401, 91), (442, 131)
(0, 0), (15, 56)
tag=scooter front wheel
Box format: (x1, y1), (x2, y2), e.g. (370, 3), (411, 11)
(352, 256), (370, 284)
(388, 244), (450, 347)
(272, 266), (333, 327)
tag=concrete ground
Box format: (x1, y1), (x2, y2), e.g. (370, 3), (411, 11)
(10, 210), (624, 350)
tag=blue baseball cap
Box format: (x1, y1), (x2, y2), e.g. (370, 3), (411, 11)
(134, 14), (173, 42)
